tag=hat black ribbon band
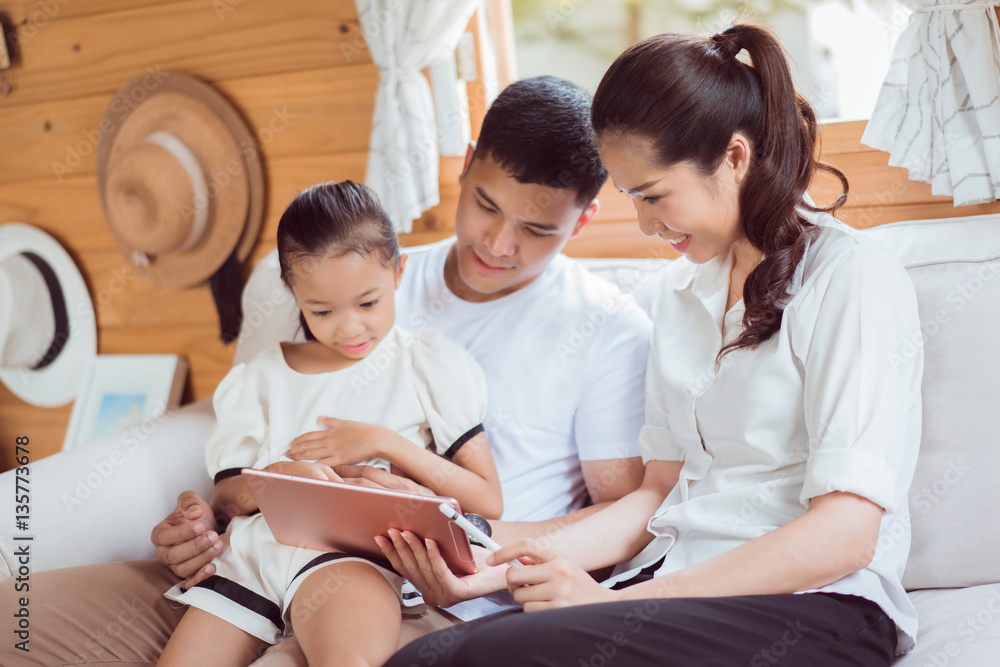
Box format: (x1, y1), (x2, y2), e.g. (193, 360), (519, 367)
(22, 251), (70, 371)
(209, 247), (244, 345)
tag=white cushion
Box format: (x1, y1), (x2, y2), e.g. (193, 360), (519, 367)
(895, 584), (1000, 666)
(234, 249), (299, 367)
(865, 215), (1000, 590)
(234, 250), (673, 363)
(0, 399), (215, 577)
(575, 257), (670, 318)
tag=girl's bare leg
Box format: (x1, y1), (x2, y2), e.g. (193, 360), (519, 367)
(290, 561), (402, 667)
(157, 606), (267, 667)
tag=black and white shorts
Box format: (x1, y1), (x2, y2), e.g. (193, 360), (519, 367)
(164, 514), (422, 644)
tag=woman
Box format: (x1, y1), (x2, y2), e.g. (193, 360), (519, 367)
(380, 22), (922, 666)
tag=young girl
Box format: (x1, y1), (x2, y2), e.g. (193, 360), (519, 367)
(383, 22), (922, 667)
(158, 181), (502, 667)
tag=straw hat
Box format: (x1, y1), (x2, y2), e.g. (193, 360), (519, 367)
(96, 72), (264, 289)
(0, 223), (97, 407)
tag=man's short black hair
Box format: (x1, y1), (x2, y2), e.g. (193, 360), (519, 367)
(474, 75), (608, 209)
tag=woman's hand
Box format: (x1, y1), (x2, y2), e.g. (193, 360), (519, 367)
(490, 541), (619, 612)
(376, 530), (509, 608)
(285, 416), (390, 466)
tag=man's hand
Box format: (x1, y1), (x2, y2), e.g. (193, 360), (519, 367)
(151, 491), (224, 590)
(285, 416), (391, 467)
(376, 530), (508, 608)
(333, 464), (434, 495)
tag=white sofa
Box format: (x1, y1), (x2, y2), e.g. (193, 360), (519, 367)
(2, 214), (998, 664)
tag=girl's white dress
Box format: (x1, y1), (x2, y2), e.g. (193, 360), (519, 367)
(164, 326), (487, 643)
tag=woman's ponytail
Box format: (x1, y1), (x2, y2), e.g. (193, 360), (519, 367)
(715, 23), (847, 361)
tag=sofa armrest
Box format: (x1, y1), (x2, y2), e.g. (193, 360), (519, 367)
(0, 399), (215, 578)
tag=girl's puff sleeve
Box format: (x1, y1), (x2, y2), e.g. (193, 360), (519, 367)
(409, 329), (488, 459)
(204, 363), (269, 483)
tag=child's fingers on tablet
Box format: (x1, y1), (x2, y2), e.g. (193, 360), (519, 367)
(335, 465), (433, 495)
(341, 476), (383, 489)
(334, 465), (391, 489)
(317, 465), (344, 483)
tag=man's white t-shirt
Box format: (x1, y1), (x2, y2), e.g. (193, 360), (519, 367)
(236, 239), (652, 521)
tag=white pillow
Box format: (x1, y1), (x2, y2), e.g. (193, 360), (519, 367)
(235, 251), (672, 366)
(865, 214), (1000, 590)
(234, 249), (300, 367)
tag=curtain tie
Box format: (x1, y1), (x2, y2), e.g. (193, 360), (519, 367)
(908, 3), (1000, 35)
(377, 66), (423, 78)
(909, 3), (997, 11)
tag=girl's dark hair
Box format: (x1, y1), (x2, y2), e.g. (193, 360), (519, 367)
(591, 23), (848, 361)
(277, 180), (400, 341)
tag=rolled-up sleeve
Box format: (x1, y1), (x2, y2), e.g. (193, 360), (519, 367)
(795, 242), (923, 513)
(638, 336), (684, 463)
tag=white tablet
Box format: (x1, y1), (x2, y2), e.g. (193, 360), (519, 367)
(241, 468), (478, 575)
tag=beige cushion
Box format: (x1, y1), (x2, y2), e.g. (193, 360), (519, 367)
(865, 215), (1000, 590)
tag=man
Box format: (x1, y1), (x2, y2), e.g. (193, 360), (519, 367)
(3, 76), (651, 666)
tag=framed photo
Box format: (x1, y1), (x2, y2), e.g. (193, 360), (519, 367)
(62, 354), (188, 451)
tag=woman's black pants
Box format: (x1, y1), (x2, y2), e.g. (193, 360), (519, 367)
(385, 592), (898, 667)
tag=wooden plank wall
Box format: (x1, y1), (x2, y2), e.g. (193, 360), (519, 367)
(0, 0), (390, 469)
(1, 0), (998, 470)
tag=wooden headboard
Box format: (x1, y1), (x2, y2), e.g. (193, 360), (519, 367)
(401, 120), (1000, 260)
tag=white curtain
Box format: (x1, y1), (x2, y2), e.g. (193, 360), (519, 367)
(357, 0), (480, 232)
(862, 2), (1000, 206)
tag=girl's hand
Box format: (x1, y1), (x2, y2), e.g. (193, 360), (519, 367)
(333, 464), (434, 496)
(285, 416), (390, 466)
(264, 460), (343, 482)
(376, 530), (509, 608)
(490, 542), (619, 612)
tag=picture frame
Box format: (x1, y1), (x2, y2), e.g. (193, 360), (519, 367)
(62, 354), (188, 451)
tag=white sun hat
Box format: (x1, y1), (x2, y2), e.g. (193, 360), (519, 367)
(0, 223), (97, 406)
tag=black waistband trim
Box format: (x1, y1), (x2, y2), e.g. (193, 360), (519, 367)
(214, 468), (245, 484)
(193, 575), (284, 634)
(291, 551), (399, 583)
(443, 424), (485, 460)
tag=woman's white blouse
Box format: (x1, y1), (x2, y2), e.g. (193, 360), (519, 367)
(606, 214), (923, 655)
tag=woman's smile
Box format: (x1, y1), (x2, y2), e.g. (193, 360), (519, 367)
(665, 233), (692, 251)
